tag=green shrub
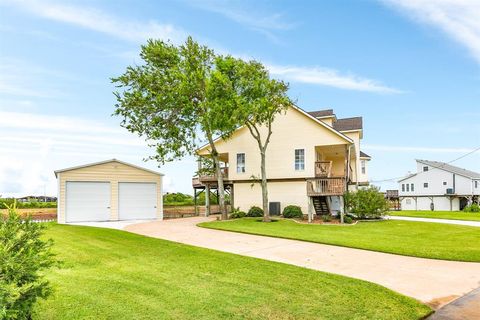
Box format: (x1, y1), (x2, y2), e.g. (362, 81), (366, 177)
(0, 199), (57, 209)
(463, 203), (480, 212)
(229, 208), (246, 219)
(246, 206), (264, 217)
(0, 202), (57, 319)
(282, 205), (303, 219)
(321, 215), (332, 222)
(343, 216), (353, 224)
(344, 186), (389, 219)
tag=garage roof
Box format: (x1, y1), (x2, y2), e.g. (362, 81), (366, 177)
(54, 159), (164, 178)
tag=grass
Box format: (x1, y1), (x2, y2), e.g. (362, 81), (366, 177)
(35, 224), (431, 320)
(389, 210), (480, 222)
(199, 218), (480, 262)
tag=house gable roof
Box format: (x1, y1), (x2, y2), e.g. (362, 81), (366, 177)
(196, 104), (354, 153)
(333, 117), (363, 131)
(417, 160), (480, 179)
(307, 109), (335, 118)
(398, 159), (480, 182)
(54, 159), (164, 178)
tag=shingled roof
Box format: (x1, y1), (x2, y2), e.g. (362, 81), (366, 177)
(417, 160), (480, 179)
(307, 109), (334, 118)
(333, 117), (363, 131)
(360, 151), (371, 158)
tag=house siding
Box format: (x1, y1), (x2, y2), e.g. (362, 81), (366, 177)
(57, 161), (162, 223)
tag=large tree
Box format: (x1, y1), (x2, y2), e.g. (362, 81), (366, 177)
(227, 59), (291, 222)
(112, 37), (238, 220)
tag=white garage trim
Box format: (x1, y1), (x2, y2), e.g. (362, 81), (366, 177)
(65, 181), (111, 223)
(118, 182), (157, 220)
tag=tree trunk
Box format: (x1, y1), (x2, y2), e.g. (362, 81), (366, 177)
(260, 150), (270, 222)
(212, 154), (227, 220)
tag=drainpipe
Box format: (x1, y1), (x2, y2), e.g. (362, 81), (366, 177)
(453, 173), (456, 194)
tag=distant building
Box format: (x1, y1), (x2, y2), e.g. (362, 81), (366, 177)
(17, 196), (57, 203)
(398, 160), (480, 211)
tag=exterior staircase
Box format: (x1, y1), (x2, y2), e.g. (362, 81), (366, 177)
(312, 196), (330, 216)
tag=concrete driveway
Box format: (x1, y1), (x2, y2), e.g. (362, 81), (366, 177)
(122, 216), (480, 309)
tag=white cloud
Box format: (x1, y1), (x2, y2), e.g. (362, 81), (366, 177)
(1, 0), (186, 43)
(268, 64), (402, 93)
(187, 0), (294, 41)
(363, 144), (479, 153)
(383, 0), (480, 63)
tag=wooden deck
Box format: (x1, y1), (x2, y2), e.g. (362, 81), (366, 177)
(307, 177), (345, 196)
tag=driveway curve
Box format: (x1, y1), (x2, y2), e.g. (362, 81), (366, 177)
(125, 217), (480, 309)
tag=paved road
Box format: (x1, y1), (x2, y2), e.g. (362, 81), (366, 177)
(429, 287), (480, 319)
(388, 215), (480, 227)
(120, 217), (480, 309)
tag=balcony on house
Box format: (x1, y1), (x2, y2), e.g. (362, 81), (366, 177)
(307, 145), (349, 196)
(192, 153), (230, 187)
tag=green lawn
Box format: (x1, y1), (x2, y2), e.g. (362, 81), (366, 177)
(389, 210), (480, 222)
(35, 224), (431, 320)
(199, 218), (480, 262)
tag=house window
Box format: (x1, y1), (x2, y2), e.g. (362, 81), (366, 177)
(423, 166), (429, 172)
(443, 181), (447, 185)
(295, 149), (305, 171)
(406, 199), (411, 205)
(236, 153), (245, 173)
(411, 183), (414, 192)
(361, 160), (366, 174)
(402, 184), (405, 192)
(406, 184), (410, 192)
(424, 182), (429, 188)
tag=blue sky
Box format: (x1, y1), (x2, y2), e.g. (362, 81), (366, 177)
(0, 0), (479, 197)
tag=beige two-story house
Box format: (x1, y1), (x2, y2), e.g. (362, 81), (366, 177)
(192, 105), (370, 218)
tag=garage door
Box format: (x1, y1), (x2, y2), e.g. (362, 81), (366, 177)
(66, 182), (111, 222)
(118, 182), (157, 220)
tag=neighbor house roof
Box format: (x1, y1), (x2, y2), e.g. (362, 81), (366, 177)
(417, 160), (480, 179)
(398, 159), (480, 182)
(54, 159), (164, 178)
(360, 151), (371, 159)
(307, 109), (334, 118)
(333, 117), (363, 131)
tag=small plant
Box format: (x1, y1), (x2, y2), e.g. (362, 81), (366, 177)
(463, 203), (480, 213)
(229, 208), (246, 219)
(246, 206), (264, 217)
(282, 205), (303, 219)
(0, 201), (57, 319)
(343, 216), (353, 224)
(321, 215), (332, 222)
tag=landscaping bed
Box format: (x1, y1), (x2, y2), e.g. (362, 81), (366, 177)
(35, 224), (431, 319)
(199, 218), (480, 262)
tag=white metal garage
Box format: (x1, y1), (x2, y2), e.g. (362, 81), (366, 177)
(118, 182), (157, 220)
(65, 182), (111, 222)
(55, 159), (163, 224)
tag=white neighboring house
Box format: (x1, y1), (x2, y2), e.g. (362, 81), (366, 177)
(398, 160), (480, 211)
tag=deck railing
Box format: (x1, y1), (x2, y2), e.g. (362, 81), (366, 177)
(193, 167), (229, 186)
(306, 177), (345, 196)
(315, 161), (333, 177)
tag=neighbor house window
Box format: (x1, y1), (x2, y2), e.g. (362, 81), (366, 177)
(295, 149), (305, 171)
(236, 153), (245, 173)
(424, 182), (428, 188)
(411, 183), (414, 192)
(361, 160), (366, 174)
(476, 181), (478, 188)
(402, 184), (405, 192)
(423, 166), (429, 172)
(443, 181), (447, 185)
(406, 184), (409, 192)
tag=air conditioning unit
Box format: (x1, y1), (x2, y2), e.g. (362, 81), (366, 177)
(269, 202), (281, 216)
(446, 188), (454, 194)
